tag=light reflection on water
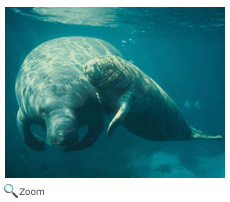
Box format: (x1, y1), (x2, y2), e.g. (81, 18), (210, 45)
(12, 7), (224, 36)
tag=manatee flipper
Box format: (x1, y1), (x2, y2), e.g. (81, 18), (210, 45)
(17, 109), (46, 151)
(190, 126), (223, 140)
(107, 91), (134, 137)
(64, 114), (104, 151)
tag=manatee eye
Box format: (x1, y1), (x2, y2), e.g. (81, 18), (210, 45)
(84, 64), (88, 74)
(40, 108), (46, 114)
(40, 107), (51, 115)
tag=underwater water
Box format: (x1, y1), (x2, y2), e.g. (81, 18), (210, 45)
(5, 7), (225, 178)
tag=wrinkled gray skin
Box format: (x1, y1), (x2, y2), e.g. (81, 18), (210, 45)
(15, 37), (122, 151)
(84, 55), (222, 141)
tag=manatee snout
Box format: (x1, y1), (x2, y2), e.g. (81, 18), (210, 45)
(46, 109), (79, 146)
(48, 128), (79, 146)
(84, 59), (102, 84)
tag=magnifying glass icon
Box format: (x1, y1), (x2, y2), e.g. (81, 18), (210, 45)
(4, 184), (18, 198)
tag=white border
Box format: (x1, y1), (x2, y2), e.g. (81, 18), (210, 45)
(1, 1), (229, 202)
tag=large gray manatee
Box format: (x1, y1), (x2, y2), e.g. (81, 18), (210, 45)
(84, 55), (222, 141)
(15, 37), (122, 151)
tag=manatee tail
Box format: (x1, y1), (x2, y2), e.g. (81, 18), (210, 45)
(190, 126), (223, 140)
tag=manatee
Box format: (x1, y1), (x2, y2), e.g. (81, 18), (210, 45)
(84, 55), (222, 141)
(15, 37), (122, 151)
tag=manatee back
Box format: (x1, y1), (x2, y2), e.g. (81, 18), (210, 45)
(17, 37), (122, 74)
(15, 37), (122, 115)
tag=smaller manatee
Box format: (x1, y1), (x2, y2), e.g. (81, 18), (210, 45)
(84, 55), (223, 142)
